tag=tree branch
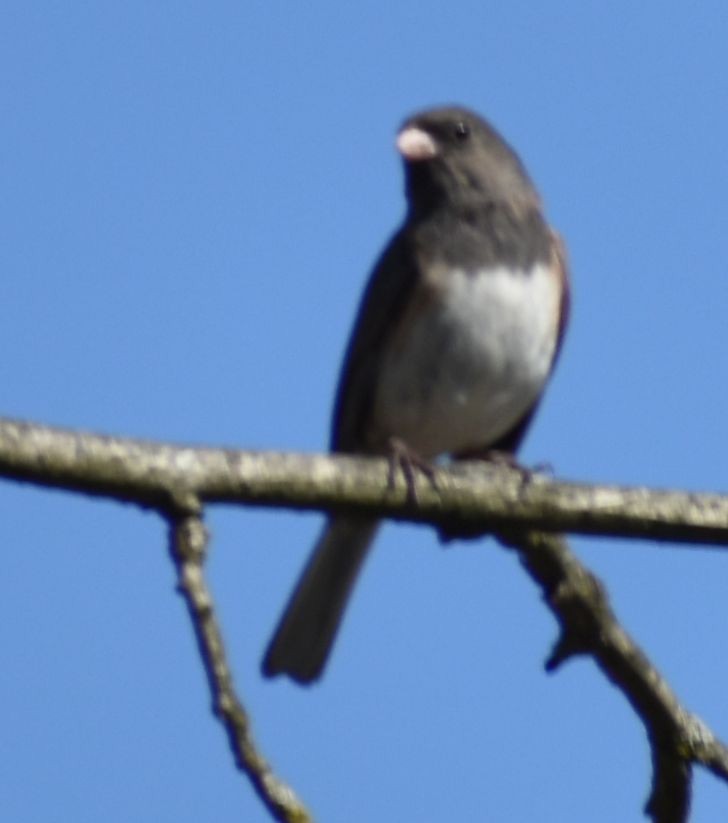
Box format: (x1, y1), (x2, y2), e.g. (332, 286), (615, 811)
(3, 414), (728, 822)
(0, 416), (727, 546)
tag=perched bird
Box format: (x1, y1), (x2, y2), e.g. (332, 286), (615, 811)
(262, 105), (569, 684)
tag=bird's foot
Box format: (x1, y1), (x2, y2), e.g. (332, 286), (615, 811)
(456, 448), (552, 484)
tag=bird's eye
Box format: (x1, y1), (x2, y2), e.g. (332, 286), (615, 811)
(454, 121), (470, 140)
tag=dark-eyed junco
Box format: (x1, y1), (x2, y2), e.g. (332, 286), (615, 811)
(263, 105), (569, 684)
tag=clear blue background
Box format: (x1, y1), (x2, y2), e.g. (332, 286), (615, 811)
(2, 3), (728, 821)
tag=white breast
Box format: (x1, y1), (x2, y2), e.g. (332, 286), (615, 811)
(371, 263), (560, 457)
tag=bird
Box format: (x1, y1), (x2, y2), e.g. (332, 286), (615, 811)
(262, 105), (570, 684)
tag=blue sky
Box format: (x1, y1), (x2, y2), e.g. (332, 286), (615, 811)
(2, 2), (728, 821)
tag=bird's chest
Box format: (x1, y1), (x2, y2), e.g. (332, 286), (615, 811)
(371, 263), (560, 456)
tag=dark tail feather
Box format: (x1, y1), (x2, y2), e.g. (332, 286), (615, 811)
(262, 517), (379, 684)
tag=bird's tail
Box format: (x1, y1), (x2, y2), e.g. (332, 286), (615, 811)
(262, 517), (379, 683)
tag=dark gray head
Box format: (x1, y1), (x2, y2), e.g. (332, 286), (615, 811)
(396, 106), (540, 216)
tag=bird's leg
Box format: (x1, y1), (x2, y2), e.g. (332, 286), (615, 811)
(386, 437), (438, 502)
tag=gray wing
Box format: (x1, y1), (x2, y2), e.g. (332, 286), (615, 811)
(331, 229), (419, 453)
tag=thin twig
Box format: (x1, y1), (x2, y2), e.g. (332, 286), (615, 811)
(169, 504), (312, 823)
(499, 529), (728, 823)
